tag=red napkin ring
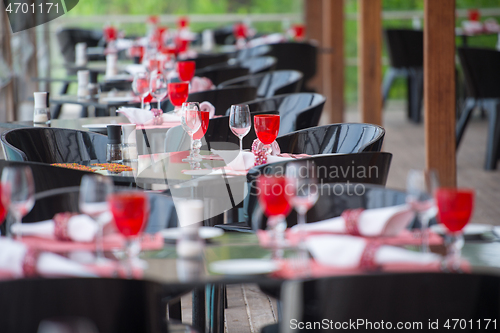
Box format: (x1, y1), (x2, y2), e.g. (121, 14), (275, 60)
(22, 248), (40, 277)
(54, 212), (77, 241)
(359, 241), (381, 271)
(341, 208), (364, 236)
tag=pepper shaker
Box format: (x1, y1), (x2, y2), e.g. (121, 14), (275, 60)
(106, 125), (123, 163)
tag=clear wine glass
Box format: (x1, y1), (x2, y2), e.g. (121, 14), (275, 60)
(406, 169), (439, 253)
(180, 102), (202, 162)
(79, 175), (113, 264)
(229, 104), (251, 152)
(132, 72), (150, 109)
(150, 70), (168, 110)
(286, 161), (318, 276)
(1, 166), (35, 239)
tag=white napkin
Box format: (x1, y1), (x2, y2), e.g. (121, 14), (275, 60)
(307, 235), (440, 268)
(190, 77), (215, 93)
(0, 238), (95, 277)
(124, 64), (147, 75)
(292, 204), (414, 237)
(211, 150), (293, 171)
(12, 215), (99, 243)
(119, 104), (216, 125)
(103, 74), (133, 82)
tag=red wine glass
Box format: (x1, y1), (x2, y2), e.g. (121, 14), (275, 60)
(0, 182), (10, 235)
(168, 82), (189, 112)
(108, 190), (150, 277)
(257, 175), (291, 247)
(436, 188), (474, 271)
(254, 114), (280, 155)
(177, 61), (196, 82)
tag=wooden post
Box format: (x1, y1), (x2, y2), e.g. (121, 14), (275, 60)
(304, 0), (323, 94)
(0, 12), (15, 122)
(424, 0), (456, 187)
(322, 0), (344, 124)
(358, 0), (382, 125)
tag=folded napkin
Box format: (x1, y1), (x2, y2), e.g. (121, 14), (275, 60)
(292, 204), (414, 237)
(0, 238), (95, 278)
(12, 213), (100, 243)
(211, 150), (294, 172)
(118, 107), (179, 125)
(307, 235), (440, 269)
(191, 77), (215, 93)
(125, 64), (147, 75)
(119, 103), (215, 125)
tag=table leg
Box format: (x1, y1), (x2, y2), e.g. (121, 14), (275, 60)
(192, 287), (206, 332)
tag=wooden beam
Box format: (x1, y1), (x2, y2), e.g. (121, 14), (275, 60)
(358, 0), (382, 125)
(0, 12), (15, 122)
(424, 0), (456, 187)
(304, 0), (323, 94)
(322, 0), (344, 124)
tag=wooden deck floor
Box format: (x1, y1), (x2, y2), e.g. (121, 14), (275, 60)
(179, 102), (500, 332)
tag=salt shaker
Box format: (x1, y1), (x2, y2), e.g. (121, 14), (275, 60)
(106, 125), (123, 163)
(33, 92), (51, 125)
(176, 200), (204, 260)
(106, 53), (118, 77)
(75, 42), (87, 67)
(122, 124), (138, 162)
(77, 70), (90, 99)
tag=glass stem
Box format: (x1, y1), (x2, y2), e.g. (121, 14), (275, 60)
(158, 98), (161, 111)
(190, 136), (195, 157)
(96, 216), (105, 261)
(239, 138), (243, 151)
(12, 214), (21, 241)
(141, 97), (145, 110)
(123, 238), (133, 279)
(419, 211), (430, 254)
(297, 211), (306, 244)
(445, 232), (464, 272)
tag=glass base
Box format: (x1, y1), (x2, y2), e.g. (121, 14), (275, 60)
(182, 156), (202, 163)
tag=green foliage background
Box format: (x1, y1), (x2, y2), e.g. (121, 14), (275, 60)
(66, 0), (500, 104)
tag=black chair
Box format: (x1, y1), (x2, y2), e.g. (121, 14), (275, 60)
(276, 123), (386, 155)
(264, 273), (500, 332)
(263, 42), (318, 92)
(456, 47), (500, 170)
(218, 70), (303, 98)
(195, 66), (249, 86)
(186, 86), (258, 116)
(1, 127), (108, 163)
(56, 28), (104, 64)
(236, 45), (272, 60)
(0, 277), (195, 333)
(229, 93), (326, 135)
(246, 154), (393, 231)
(212, 25), (234, 45)
(239, 56), (277, 74)
(23, 186), (178, 234)
(164, 110), (280, 153)
(184, 53), (229, 69)
(382, 29), (424, 123)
